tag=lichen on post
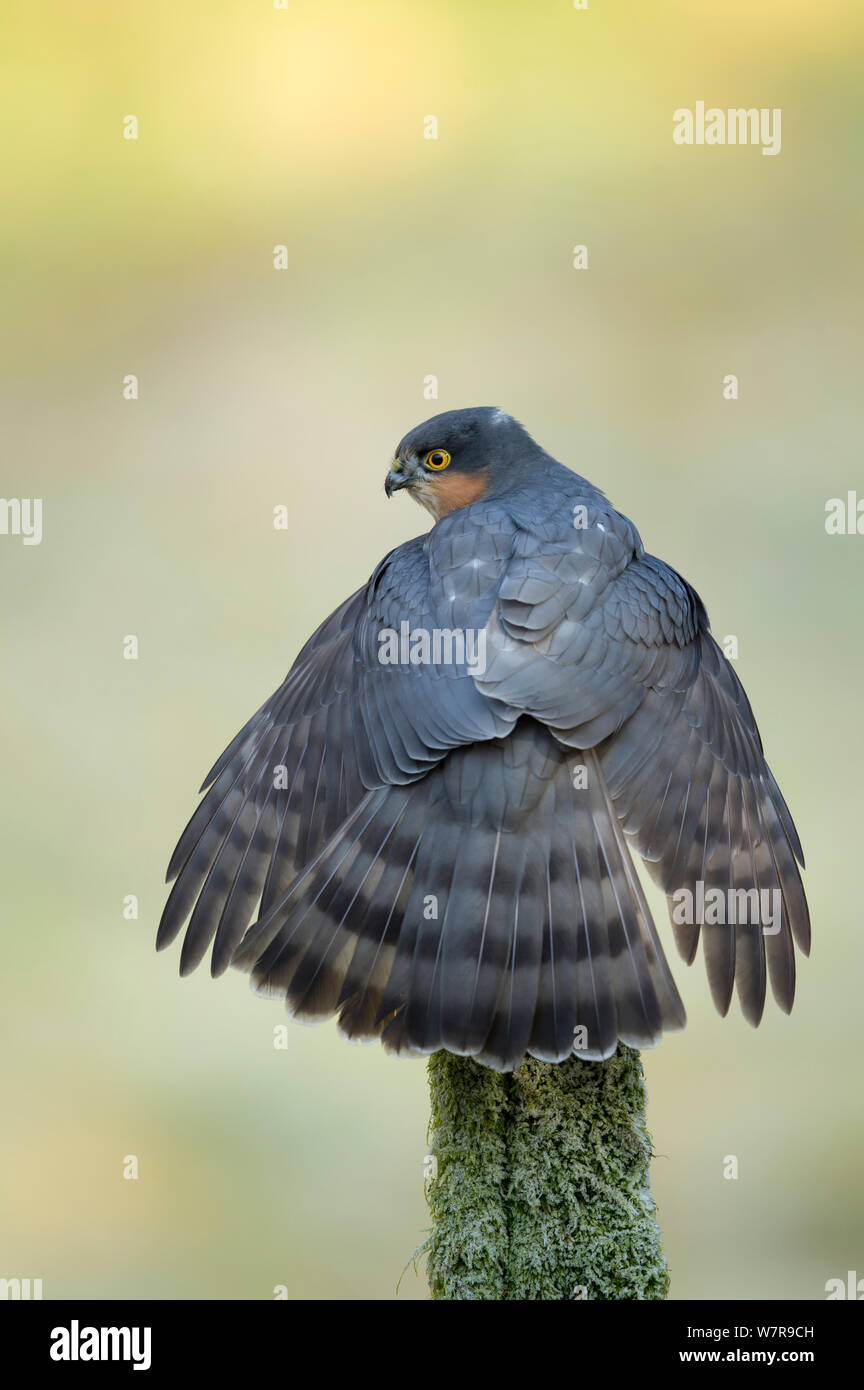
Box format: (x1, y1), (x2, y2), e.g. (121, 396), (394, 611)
(425, 1045), (669, 1301)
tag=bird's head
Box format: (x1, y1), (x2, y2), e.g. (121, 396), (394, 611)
(385, 406), (536, 519)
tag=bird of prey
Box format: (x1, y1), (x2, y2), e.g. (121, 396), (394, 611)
(157, 407), (809, 1070)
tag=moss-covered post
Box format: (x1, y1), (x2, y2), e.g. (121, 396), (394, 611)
(425, 1046), (669, 1300)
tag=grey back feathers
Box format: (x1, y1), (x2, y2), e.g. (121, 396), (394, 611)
(158, 412), (808, 1069)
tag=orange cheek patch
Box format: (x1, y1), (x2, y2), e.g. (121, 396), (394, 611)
(429, 468), (490, 517)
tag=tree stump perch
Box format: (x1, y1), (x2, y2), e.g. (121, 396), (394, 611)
(425, 1045), (669, 1300)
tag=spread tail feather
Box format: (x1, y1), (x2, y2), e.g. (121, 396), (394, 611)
(230, 723), (686, 1071)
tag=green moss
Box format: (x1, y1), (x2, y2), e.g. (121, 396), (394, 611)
(425, 1047), (669, 1301)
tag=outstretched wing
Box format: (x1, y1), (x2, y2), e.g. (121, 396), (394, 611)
(476, 495), (809, 1024)
(157, 527), (517, 978)
(160, 480), (808, 1047)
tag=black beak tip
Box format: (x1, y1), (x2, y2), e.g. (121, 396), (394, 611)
(385, 468), (408, 499)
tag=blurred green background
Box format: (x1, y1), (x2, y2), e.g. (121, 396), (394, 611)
(2, 0), (862, 1300)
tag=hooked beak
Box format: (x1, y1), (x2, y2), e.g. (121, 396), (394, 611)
(385, 458), (415, 499)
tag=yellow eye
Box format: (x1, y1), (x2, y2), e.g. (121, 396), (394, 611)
(425, 450), (451, 470)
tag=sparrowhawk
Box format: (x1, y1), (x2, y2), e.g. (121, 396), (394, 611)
(157, 407), (809, 1070)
